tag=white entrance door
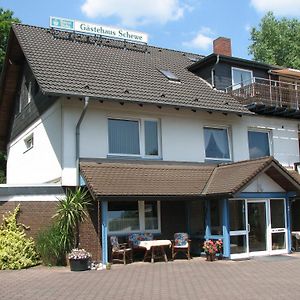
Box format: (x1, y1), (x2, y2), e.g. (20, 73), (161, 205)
(229, 198), (288, 259)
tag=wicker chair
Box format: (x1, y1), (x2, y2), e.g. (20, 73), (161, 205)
(171, 233), (191, 260)
(110, 236), (133, 265)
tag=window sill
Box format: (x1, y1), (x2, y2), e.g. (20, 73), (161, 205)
(108, 230), (161, 236)
(23, 146), (33, 154)
(107, 154), (162, 160)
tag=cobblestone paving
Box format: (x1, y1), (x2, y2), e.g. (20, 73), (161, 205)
(1, 255), (300, 300)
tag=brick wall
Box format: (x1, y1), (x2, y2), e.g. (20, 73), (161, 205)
(213, 37), (232, 56)
(79, 201), (101, 261)
(0, 200), (101, 261)
(0, 201), (57, 239)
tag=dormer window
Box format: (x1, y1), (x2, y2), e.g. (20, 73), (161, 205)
(159, 69), (180, 82)
(232, 67), (253, 90)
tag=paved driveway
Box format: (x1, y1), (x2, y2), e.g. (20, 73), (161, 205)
(1, 254), (300, 300)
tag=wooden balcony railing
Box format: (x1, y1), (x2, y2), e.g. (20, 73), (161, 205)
(226, 77), (300, 112)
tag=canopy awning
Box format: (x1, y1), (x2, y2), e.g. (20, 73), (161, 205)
(271, 68), (300, 79)
(80, 157), (300, 199)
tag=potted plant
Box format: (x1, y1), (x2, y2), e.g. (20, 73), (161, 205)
(68, 248), (91, 271)
(215, 239), (223, 260)
(203, 240), (217, 261)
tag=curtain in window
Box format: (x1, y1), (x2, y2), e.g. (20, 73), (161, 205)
(108, 119), (140, 154)
(144, 121), (158, 156)
(144, 201), (158, 230)
(204, 128), (230, 159)
(248, 131), (270, 159)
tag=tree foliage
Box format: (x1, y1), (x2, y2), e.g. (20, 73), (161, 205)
(0, 205), (39, 270)
(53, 188), (91, 250)
(249, 12), (300, 69)
(0, 8), (20, 71)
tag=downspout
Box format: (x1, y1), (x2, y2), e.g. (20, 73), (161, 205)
(75, 96), (89, 186)
(211, 55), (220, 89)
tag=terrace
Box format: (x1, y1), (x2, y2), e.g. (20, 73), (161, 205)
(226, 77), (300, 118)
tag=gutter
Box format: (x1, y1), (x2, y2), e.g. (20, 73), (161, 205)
(211, 55), (220, 89)
(75, 96), (89, 186)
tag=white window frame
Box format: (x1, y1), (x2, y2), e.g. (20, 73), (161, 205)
(23, 133), (34, 153)
(107, 200), (161, 235)
(231, 67), (253, 90)
(203, 125), (232, 161)
(107, 117), (161, 159)
(248, 128), (272, 159)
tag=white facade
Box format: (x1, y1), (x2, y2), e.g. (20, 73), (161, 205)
(7, 101), (62, 184)
(6, 97), (300, 185)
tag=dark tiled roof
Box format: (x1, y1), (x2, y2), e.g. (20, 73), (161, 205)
(80, 157), (300, 199)
(11, 24), (251, 114)
(80, 161), (215, 197)
(203, 157), (273, 195)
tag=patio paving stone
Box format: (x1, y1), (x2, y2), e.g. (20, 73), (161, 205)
(1, 254), (300, 299)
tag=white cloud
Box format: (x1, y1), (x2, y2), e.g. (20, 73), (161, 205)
(245, 24), (251, 32)
(81, 0), (187, 27)
(182, 28), (214, 51)
(251, 0), (300, 16)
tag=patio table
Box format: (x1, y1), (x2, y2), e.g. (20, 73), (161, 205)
(139, 240), (172, 263)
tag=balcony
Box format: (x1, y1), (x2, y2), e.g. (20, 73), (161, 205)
(226, 77), (300, 118)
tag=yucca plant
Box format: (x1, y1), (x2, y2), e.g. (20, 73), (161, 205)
(53, 187), (91, 250)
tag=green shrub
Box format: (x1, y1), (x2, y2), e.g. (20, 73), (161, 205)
(36, 224), (67, 266)
(0, 205), (39, 270)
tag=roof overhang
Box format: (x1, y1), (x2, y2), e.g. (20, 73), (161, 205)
(80, 157), (300, 201)
(270, 68), (300, 80)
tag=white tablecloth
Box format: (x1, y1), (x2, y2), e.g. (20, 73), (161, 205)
(138, 240), (172, 251)
(292, 231), (300, 240)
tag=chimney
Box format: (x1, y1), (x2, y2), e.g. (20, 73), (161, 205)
(213, 37), (232, 56)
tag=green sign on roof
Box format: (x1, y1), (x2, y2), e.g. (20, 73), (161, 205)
(50, 17), (74, 31)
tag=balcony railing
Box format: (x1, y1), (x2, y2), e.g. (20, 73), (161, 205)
(226, 77), (300, 117)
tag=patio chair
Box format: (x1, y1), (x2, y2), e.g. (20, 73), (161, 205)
(110, 236), (133, 265)
(172, 233), (191, 260)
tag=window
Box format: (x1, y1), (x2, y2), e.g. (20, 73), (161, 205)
(108, 119), (140, 155)
(25, 81), (32, 104)
(248, 130), (270, 159)
(108, 118), (160, 157)
(232, 67), (253, 90)
(210, 199), (223, 235)
(159, 69), (180, 82)
(24, 134), (34, 152)
(108, 201), (140, 232)
(108, 201), (161, 234)
(144, 121), (158, 156)
(204, 127), (230, 160)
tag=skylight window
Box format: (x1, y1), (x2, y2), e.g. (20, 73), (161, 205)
(187, 56), (199, 62)
(159, 69), (180, 82)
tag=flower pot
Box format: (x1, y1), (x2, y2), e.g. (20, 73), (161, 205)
(206, 253), (216, 262)
(69, 258), (89, 271)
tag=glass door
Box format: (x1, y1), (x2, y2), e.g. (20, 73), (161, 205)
(247, 201), (268, 255)
(229, 200), (248, 259)
(270, 199), (287, 254)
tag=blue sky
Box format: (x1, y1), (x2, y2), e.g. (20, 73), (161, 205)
(2, 0), (300, 59)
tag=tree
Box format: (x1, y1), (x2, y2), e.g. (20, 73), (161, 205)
(0, 8), (20, 71)
(53, 188), (91, 250)
(249, 12), (300, 69)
